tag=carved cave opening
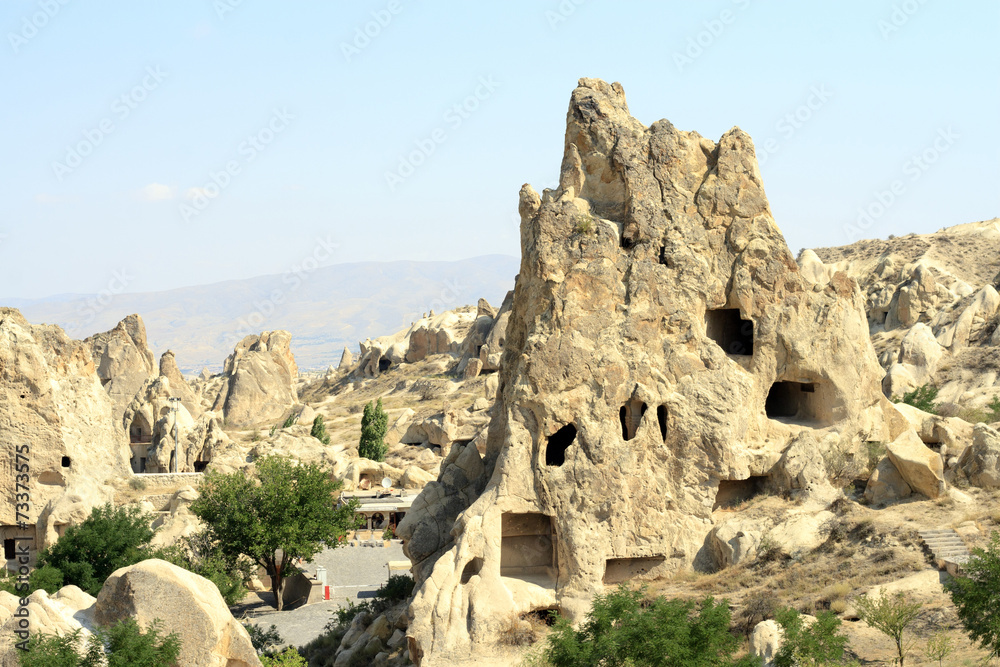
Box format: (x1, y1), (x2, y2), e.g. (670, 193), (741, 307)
(500, 513), (556, 579)
(603, 556), (666, 585)
(545, 424), (577, 467)
(378, 358), (392, 372)
(129, 413), (152, 444)
(765, 380), (836, 425)
(656, 405), (668, 442)
(460, 557), (484, 584)
(713, 476), (769, 511)
(706, 308), (754, 356)
(619, 400), (647, 441)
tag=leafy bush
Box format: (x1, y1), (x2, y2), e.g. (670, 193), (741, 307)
(376, 574), (414, 603)
(29, 565), (65, 595)
(542, 585), (760, 667)
(19, 618), (180, 667)
(260, 647), (307, 666)
(774, 608), (849, 667)
(310, 415), (330, 445)
(358, 399), (388, 462)
(944, 530), (1000, 660)
(153, 535), (249, 607)
(989, 395), (1000, 422)
(574, 214), (595, 235)
(244, 623), (283, 656)
(896, 384), (939, 414)
(38, 503), (155, 596)
(382, 525), (394, 542)
(281, 413), (296, 429)
(923, 631), (953, 666)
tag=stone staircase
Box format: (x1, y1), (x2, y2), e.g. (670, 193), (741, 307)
(919, 528), (970, 575)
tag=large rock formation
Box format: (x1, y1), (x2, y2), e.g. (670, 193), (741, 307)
(0, 309), (131, 553)
(85, 314), (156, 423)
(0, 586), (97, 666)
(159, 349), (202, 417)
(399, 79), (906, 663)
(808, 218), (1000, 405)
(211, 331), (298, 427)
(95, 559), (260, 667)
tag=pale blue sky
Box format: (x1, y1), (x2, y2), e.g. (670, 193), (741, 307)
(2, 0), (997, 299)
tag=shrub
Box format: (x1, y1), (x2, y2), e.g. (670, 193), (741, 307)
(923, 631), (953, 666)
(376, 574), (414, 603)
(944, 530), (1000, 660)
(310, 415), (330, 445)
(774, 608), (850, 667)
(244, 623), (283, 656)
(38, 503), (155, 596)
(542, 585), (760, 667)
(29, 565), (65, 595)
(281, 413), (296, 429)
(736, 591), (776, 638)
(382, 525), (394, 542)
(358, 399), (388, 462)
(896, 384), (939, 414)
(128, 477), (147, 491)
(573, 214), (595, 235)
(260, 647), (307, 666)
(989, 395), (1000, 423)
(863, 441), (886, 476)
(855, 588), (922, 666)
(20, 618), (180, 667)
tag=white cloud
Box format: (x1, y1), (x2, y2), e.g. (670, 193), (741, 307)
(138, 183), (176, 201)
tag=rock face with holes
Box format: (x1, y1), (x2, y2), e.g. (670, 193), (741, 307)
(85, 314), (157, 424)
(211, 331), (298, 428)
(0, 309), (131, 552)
(400, 79), (908, 662)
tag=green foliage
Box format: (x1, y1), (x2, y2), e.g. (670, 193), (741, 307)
(244, 623), (284, 656)
(573, 214), (595, 235)
(989, 395), (1000, 423)
(382, 525), (394, 542)
(542, 585), (760, 667)
(326, 575), (415, 632)
(29, 565), (65, 595)
(310, 415), (330, 445)
(19, 618), (180, 667)
(191, 455), (362, 611)
(896, 384), (939, 414)
(358, 398), (388, 462)
(863, 441), (887, 476)
(774, 608), (849, 667)
(854, 588), (922, 666)
(923, 631), (953, 666)
(269, 424), (278, 437)
(944, 530), (1000, 659)
(377, 574), (414, 603)
(281, 413), (296, 429)
(260, 647), (307, 666)
(38, 503), (155, 596)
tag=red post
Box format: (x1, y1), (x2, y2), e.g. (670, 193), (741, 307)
(324, 586), (330, 600)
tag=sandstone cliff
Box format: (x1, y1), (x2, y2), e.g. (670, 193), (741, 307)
(85, 314), (156, 424)
(211, 331), (298, 428)
(399, 78), (909, 662)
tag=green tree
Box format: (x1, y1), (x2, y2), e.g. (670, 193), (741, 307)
(37, 504), (155, 596)
(855, 588), (922, 666)
(543, 585), (760, 667)
(774, 608), (850, 667)
(19, 618), (180, 667)
(896, 384), (939, 414)
(358, 398), (388, 462)
(152, 530), (250, 607)
(310, 415), (330, 445)
(191, 455), (361, 611)
(923, 631), (953, 666)
(944, 530), (1000, 660)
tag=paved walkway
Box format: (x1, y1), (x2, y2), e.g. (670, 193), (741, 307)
(237, 542), (408, 650)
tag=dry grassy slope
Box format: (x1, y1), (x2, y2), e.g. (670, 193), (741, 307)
(811, 218), (1000, 288)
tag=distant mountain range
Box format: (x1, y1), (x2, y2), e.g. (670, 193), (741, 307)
(6, 255), (519, 373)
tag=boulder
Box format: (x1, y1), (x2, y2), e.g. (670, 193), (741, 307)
(957, 423), (1000, 488)
(864, 457), (912, 505)
(211, 331), (298, 428)
(95, 559), (261, 667)
(709, 517), (764, 568)
(0, 587), (97, 666)
(886, 430), (945, 498)
(750, 620), (783, 667)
